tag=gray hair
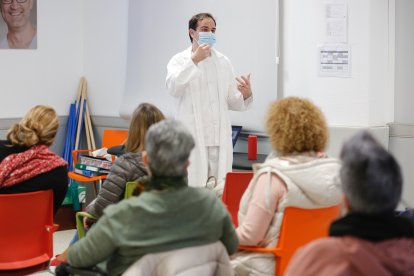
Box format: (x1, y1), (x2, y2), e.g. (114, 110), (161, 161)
(144, 119), (195, 177)
(340, 131), (402, 214)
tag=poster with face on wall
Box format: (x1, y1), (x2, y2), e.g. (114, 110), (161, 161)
(0, 0), (37, 49)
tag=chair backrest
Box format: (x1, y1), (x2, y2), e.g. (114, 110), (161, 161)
(221, 171), (254, 227)
(275, 205), (341, 275)
(123, 241), (233, 276)
(77, 181), (140, 239)
(0, 190), (56, 270)
(101, 129), (128, 148)
(124, 181), (138, 199)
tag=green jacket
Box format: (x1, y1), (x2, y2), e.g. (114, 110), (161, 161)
(68, 186), (239, 276)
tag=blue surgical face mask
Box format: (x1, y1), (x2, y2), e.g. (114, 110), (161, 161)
(198, 32), (216, 48)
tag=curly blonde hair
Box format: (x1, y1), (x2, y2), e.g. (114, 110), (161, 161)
(7, 105), (59, 147)
(265, 97), (328, 155)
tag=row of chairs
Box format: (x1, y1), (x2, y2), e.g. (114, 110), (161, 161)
(0, 128), (340, 275)
(0, 176), (340, 276)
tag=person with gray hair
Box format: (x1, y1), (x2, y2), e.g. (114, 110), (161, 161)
(340, 130), (402, 214)
(144, 119), (194, 179)
(60, 119), (239, 275)
(286, 131), (414, 276)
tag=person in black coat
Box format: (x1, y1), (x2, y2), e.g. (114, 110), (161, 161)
(0, 105), (68, 214)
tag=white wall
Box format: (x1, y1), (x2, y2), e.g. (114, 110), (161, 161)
(0, 0), (396, 125)
(80, 0), (396, 128)
(120, 0), (278, 132)
(82, 0), (128, 117)
(394, 0), (414, 124)
(389, 126), (414, 207)
(388, 0), (414, 206)
(281, 0), (414, 206)
(281, 0), (393, 126)
(0, 0), (83, 117)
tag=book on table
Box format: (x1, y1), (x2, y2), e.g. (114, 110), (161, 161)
(74, 167), (110, 177)
(74, 156), (112, 177)
(78, 155), (112, 170)
(75, 163), (100, 172)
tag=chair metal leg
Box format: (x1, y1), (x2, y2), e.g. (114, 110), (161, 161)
(92, 182), (98, 198)
(98, 179), (103, 191)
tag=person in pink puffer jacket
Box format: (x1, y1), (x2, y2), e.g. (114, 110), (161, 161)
(232, 97), (342, 276)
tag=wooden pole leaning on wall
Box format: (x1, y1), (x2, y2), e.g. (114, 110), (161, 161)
(74, 78), (86, 151)
(83, 83), (96, 149)
(82, 81), (92, 151)
(75, 77), (84, 112)
(85, 105), (96, 149)
(74, 77), (96, 152)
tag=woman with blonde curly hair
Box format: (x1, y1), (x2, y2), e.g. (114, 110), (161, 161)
(232, 97), (342, 276)
(0, 105), (68, 214)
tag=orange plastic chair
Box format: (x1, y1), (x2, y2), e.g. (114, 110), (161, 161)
(221, 171), (254, 227)
(101, 129), (129, 149)
(0, 190), (58, 274)
(239, 205), (341, 276)
(68, 129), (128, 195)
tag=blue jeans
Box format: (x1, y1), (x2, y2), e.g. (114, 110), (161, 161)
(69, 231), (80, 246)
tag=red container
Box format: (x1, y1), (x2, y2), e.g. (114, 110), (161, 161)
(248, 135), (257, 160)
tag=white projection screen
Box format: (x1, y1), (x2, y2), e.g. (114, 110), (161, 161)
(120, 0), (279, 133)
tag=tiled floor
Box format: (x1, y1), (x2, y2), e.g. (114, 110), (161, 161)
(32, 229), (77, 275)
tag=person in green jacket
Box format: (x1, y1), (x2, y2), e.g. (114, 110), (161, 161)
(60, 119), (239, 276)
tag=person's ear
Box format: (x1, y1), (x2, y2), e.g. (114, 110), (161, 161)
(142, 151), (148, 167)
(342, 194), (351, 212)
(183, 160), (190, 175)
(189, 29), (197, 41)
(142, 151), (153, 176)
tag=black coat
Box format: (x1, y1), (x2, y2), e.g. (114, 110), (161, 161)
(0, 140), (68, 214)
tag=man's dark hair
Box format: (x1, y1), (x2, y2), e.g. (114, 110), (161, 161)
(188, 13), (216, 42)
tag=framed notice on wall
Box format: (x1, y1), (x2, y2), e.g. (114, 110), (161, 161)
(0, 0), (37, 49)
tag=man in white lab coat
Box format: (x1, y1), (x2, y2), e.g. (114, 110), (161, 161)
(166, 13), (253, 187)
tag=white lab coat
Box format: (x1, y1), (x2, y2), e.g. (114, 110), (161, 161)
(166, 47), (252, 187)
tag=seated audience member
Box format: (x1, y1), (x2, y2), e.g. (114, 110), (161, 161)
(53, 103), (165, 257)
(232, 97), (342, 276)
(285, 131), (414, 276)
(85, 103), (165, 222)
(58, 119), (239, 276)
(0, 105), (68, 214)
